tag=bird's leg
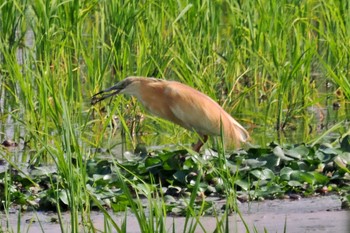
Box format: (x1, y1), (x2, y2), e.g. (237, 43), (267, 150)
(192, 135), (208, 152)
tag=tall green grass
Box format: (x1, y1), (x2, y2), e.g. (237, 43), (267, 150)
(1, 0), (349, 232)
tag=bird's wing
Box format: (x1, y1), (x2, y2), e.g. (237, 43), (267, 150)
(164, 81), (249, 145)
(164, 82), (222, 135)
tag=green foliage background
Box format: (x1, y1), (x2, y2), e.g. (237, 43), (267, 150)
(0, 0), (349, 232)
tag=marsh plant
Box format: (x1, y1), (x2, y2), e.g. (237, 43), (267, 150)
(0, 0), (349, 232)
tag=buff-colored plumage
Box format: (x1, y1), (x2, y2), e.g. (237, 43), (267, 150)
(92, 76), (249, 151)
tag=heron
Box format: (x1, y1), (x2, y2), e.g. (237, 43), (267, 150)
(91, 76), (249, 152)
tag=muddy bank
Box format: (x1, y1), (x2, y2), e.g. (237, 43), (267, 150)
(1, 195), (349, 233)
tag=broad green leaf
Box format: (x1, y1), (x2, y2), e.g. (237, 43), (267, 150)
(242, 159), (267, 168)
(59, 190), (68, 205)
(235, 179), (249, 191)
(319, 147), (339, 156)
(285, 148), (302, 160)
(290, 171), (315, 184)
(340, 135), (350, 152)
(339, 152), (350, 163)
(299, 172), (316, 184)
(280, 167), (294, 180)
(250, 168), (275, 180)
(311, 172), (329, 185)
(315, 151), (331, 162)
(293, 145), (310, 156)
(144, 157), (162, 169)
(173, 170), (188, 184)
(273, 146), (293, 161)
(288, 180), (302, 187)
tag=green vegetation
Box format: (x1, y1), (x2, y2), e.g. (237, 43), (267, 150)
(0, 0), (349, 232)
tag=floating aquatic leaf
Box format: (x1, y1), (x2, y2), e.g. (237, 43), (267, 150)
(224, 160), (239, 173)
(319, 147), (339, 156)
(162, 156), (182, 170)
(341, 195), (350, 210)
(293, 144), (310, 156)
(206, 185), (217, 194)
(280, 167), (294, 181)
(261, 183), (282, 195)
(339, 152), (350, 163)
(273, 146), (293, 161)
(30, 166), (57, 176)
(136, 183), (152, 194)
(334, 155), (348, 170)
(284, 148), (302, 160)
(164, 195), (177, 203)
(242, 159), (267, 168)
(288, 180), (302, 187)
(198, 182), (208, 192)
(259, 154), (281, 168)
(59, 190), (68, 205)
(159, 150), (186, 161)
(173, 170), (188, 184)
(145, 157), (162, 169)
(287, 160), (309, 171)
(111, 201), (128, 212)
(340, 135), (350, 152)
(171, 206), (186, 216)
(250, 168), (275, 180)
(290, 171), (315, 185)
(246, 147), (271, 158)
(315, 150), (331, 162)
(311, 172), (329, 185)
(2, 136), (350, 215)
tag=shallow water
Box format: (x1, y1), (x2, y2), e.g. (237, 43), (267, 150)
(1, 195), (348, 233)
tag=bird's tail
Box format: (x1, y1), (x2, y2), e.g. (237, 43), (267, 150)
(224, 113), (249, 147)
(232, 118), (249, 142)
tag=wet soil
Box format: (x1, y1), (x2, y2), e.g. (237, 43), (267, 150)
(1, 195), (348, 233)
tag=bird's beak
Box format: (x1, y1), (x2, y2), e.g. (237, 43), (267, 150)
(91, 83), (123, 105)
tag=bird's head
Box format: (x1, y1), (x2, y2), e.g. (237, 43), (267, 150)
(91, 76), (149, 105)
(91, 77), (139, 105)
